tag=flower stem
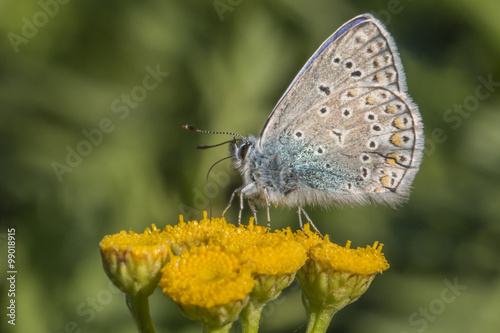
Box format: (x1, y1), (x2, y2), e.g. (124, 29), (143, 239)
(202, 323), (232, 333)
(126, 294), (157, 333)
(305, 302), (337, 333)
(240, 301), (264, 333)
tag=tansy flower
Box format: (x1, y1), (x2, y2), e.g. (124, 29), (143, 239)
(162, 212), (236, 255)
(228, 223), (306, 275)
(296, 236), (389, 333)
(100, 225), (170, 333)
(100, 225), (170, 296)
(226, 223), (308, 333)
(159, 245), (254, 333)
(309, 239), (389, 275)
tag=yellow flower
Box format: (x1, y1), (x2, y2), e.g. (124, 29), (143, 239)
(296, 236), (389, 333)
(159, 245), (254, 331)
(100, 225), (170, 296)
(226, 223), (308, 333)
(309, 238), (389, 275)
(162, 212), (236, 255)
(228, 224), (307, 275)
(160, 245), (254, 307)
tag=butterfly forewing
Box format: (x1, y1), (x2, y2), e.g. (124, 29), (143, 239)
(260, 14), (409, 144)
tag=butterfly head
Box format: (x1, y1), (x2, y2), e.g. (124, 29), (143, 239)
(230, 135), (256, 171)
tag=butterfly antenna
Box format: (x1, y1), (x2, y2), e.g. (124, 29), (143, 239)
(196, 139), (236, 150)
(183, 124), (245, 139)
(205, 156), (233, 219)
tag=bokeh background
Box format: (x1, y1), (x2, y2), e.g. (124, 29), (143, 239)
(1, 0), (500, 332)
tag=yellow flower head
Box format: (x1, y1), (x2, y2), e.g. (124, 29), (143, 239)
(224, 223), (309, 325)
(228, 224), (307, 276)
(160, 245), (254, 308)
(100, 225), (170, 296)
(162, 212), (236, 255)
(310, 238), (389, 275)
(297, 236), (390, 326)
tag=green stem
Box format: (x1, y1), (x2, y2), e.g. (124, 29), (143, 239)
(126, 294), (157, 333)
(305, 303), (337, 333)
(202, 322), (232, 333)
(240, 301), (265, 333)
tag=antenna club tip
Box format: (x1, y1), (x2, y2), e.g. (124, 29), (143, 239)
(182, 124), (194, 130)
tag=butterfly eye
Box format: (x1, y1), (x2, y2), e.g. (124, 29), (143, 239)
(238, 143), (250, 160)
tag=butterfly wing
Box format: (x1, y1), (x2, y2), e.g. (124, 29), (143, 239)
(259, 13), (411, 145)
(258, 13), (423, 206)
(277, 86), (423, 206)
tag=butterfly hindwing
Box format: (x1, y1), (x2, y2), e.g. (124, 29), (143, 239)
(276, 84), (423, 206)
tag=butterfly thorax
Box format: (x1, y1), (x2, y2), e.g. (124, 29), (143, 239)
(230, 135), (299, 206)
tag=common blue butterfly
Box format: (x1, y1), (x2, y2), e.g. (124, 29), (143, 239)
(186, 14), (424, 231)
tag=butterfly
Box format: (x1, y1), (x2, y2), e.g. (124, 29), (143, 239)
(186, 13), (424, 232)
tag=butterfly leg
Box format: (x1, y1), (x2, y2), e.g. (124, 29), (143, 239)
(248, 199), (258, 225)
(238, 189), (246, 225)
(223, 184), (257, 225)
(264, 189), (271, 231)
(236, 183), (256, 225)
(297, 206), (322, 237)
(297, 207), (305, 234)
(222, 185), (244, 218)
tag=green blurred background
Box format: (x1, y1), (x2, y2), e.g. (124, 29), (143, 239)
(1, 0), (499, 332)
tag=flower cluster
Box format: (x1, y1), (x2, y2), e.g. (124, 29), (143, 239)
(99, 213), (389, 333)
